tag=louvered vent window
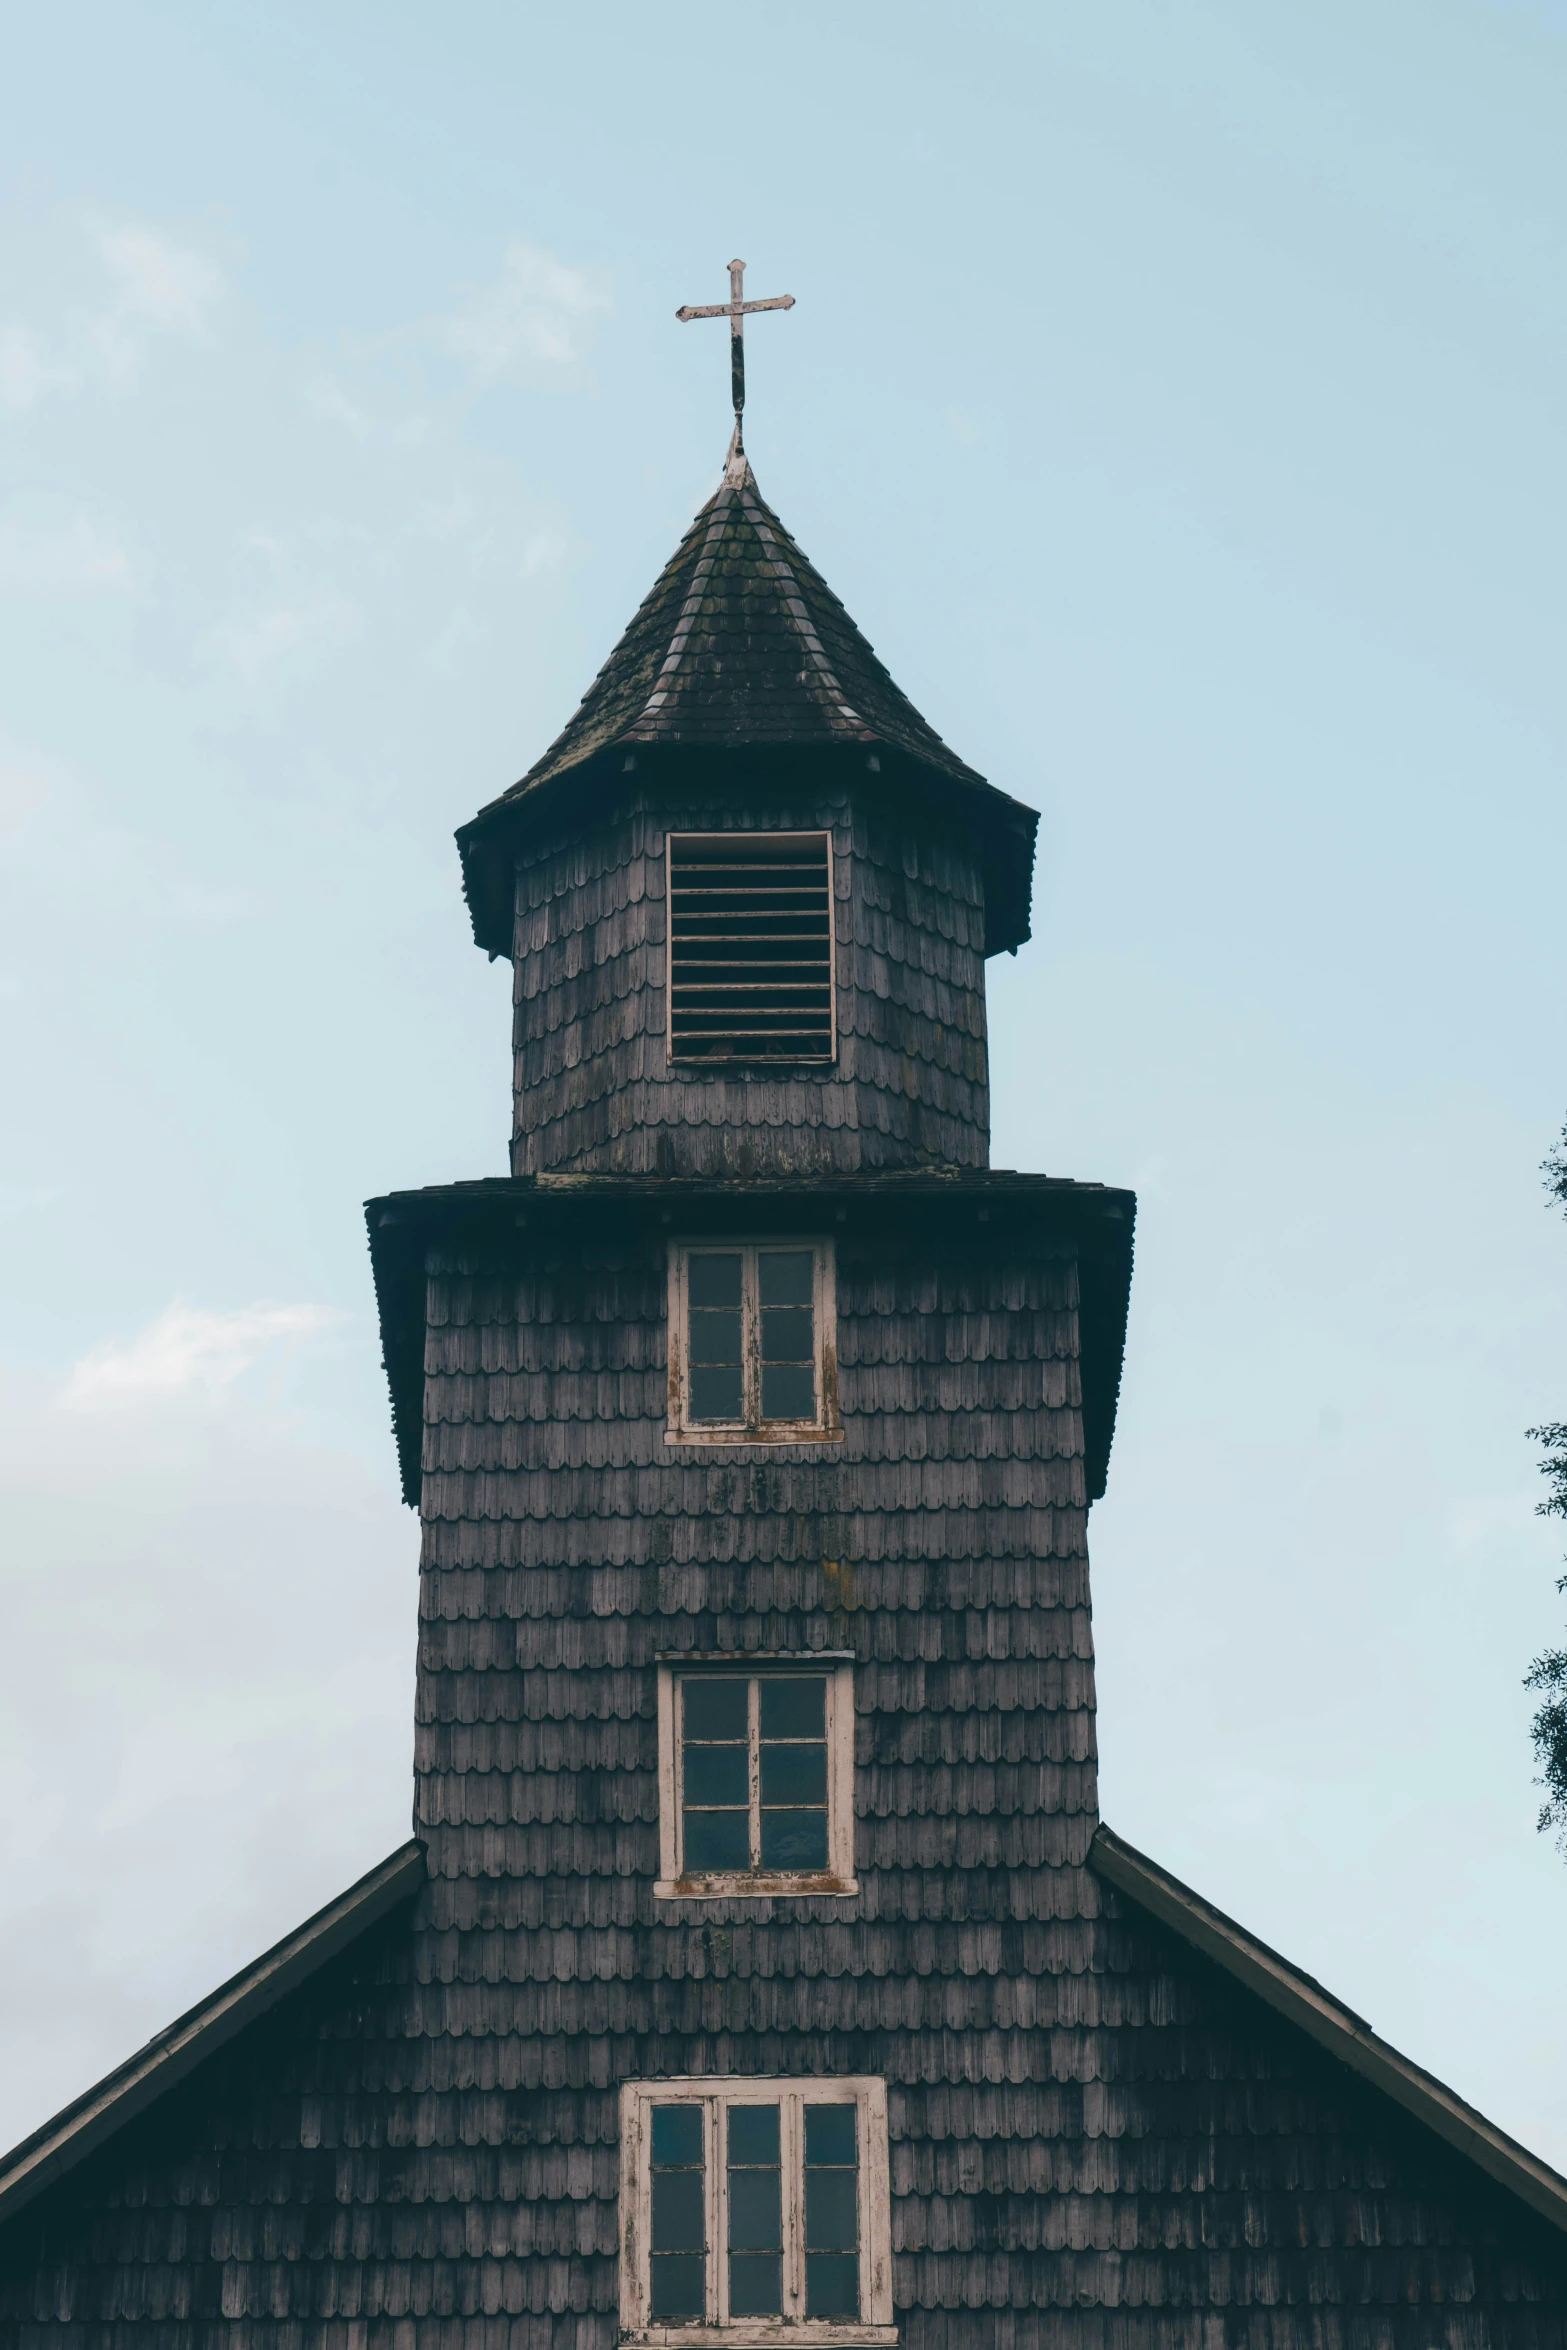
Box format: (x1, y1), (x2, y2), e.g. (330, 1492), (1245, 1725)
(667, 833), (835, 1063)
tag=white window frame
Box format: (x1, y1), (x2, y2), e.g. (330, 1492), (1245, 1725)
(619, 2076), (894, 2349)
(655, 1656), (858, 1900)
(663, 829), (839, 1069)
(666, 1238), (841, 1446)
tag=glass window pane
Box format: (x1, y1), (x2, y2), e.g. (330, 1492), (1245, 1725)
(683, 1680), (749, 1740)
(687, 1254), (744, 1426)
(652, 2170), (706, 2251)
(688, 1253), (743, 1308)
(689, 1362), (744, 1421)
(683, 1745), (748, 1807)
(760, 1743), (827, 1807)
(651, 2253), (706, 2318)
(804, 2106), (857, 2166)
(805, 2252), (859, 2318)
(758, 1250), (813, 1306)
(760, 1362), (815, 1420)
(759, 1808), (828, 1870)
(689, 1307), (744, 1367)
(727, 2106), (780, 2165)
(804, 2168), (857, 2252)
(650, 2098), (707, 2319)
(652, 2105), (704, 2165)
(804, 2093), (859, 2321)
(729, 2254), (782, 2316)
(683, 1809), (750, 1870)
(728, 2170), (782, 2251)
(727, 2098), (781, 2317)
(803, 2105), (864, 2321)
(758, 1679), (825, 1740)
(760, 1305), (814, 1360)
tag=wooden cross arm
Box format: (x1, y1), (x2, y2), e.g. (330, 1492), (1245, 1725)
(676, 294), (796, 321)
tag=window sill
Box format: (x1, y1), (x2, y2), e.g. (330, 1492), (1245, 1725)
(664, 1426), (844, 1448)
(655, 1873), (860, 1901)
(665, 1055), (840, 1070)
(623, 2329), (895, 2349)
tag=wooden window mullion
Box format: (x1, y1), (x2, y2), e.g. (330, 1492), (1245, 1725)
(741, 1246), (761, 1430)
(747, 1677), (761, 1869)
(781, 2090), (804, 2321)
(706, 2096), (722, 2325)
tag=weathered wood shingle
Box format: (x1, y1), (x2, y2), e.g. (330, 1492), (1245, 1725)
(7, 1201), (1567, 2350)
(6, 418), (1566, 2350)
(508, 789), (991, 1177)
(484, 461), (981, 794)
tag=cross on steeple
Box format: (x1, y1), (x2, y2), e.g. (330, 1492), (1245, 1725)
(677, 258), (795, 463)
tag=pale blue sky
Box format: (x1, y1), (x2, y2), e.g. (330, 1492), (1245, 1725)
(3, 0), (1567, 2160)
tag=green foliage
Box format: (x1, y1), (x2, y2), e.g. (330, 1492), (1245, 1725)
(1548, 1128), (1567, 1215)
(1527, 1122), (1567, 1846)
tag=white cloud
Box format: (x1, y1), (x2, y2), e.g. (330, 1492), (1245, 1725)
(0, 1349), (414, 2153)
(0, 739), (252, 925)
(0, 513), (133, 595)
(432, 241), (609, 386)
(0, 1182), (59, 1214)
(306, 373), (435, 449)
(91, 222), (222, 386)
(0, 744), (56, 840)
(1447, 1491), (1539, 1550)
(99, 224), (220, 335)
(62, 1302), (340, 1409)
(0, 220), (222, 410)
(520, 528), (566, 575)
(0, 325), (74, 411)
(210, 590), (359, 687)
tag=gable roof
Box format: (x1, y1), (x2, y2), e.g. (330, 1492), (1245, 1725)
(455, 447), (1041, 958)
(0, 1840), (425, 2230)
(1090, 1821), (1567, 2239)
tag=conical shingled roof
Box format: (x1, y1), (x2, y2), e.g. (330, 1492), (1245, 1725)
(457, 447), (1040, 957)
(513, 451), (986, 791)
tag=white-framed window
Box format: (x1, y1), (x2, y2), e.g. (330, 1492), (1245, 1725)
(665, 831), (837, 1065)
(618, 2077), (893, 2348)
(666, 1239), (840, 1445)
(655, 1657), (857, 1899)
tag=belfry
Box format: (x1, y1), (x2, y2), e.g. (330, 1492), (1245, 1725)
(4, 271), (1567, 2350)
(454, 254), (1035, 1186)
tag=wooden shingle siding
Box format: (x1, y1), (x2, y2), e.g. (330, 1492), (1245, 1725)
(8, 423), (1567, 2350)
(509, 791), (990, 1178)
(6, 1225), (1567, 2345)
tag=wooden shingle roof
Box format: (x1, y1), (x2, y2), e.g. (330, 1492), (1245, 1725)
(0, 1842), (425, 2228)
(515, 452), (984, 788)
(1090, 1824), (1567, 2239)
(457, 452), (1041, 957)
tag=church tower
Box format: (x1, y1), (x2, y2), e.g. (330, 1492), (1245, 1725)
(456, 429), (1036, 1181)
(359, 348), (1140, 2333)
(5, 273), (1567, 2350)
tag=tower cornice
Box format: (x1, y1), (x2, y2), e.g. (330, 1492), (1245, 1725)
(365, 1169), (1135, 1514)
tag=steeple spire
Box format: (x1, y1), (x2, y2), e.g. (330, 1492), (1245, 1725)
(455, 288), (1041, 961)
(676, 256), (795, 467)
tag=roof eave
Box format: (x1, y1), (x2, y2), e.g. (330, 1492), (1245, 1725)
(455, 743), (1040, 961)
(0, 1841), (427, 2230)
(367, 1172), (1132, 1511)
(1090, 1822), (1567, 2240)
